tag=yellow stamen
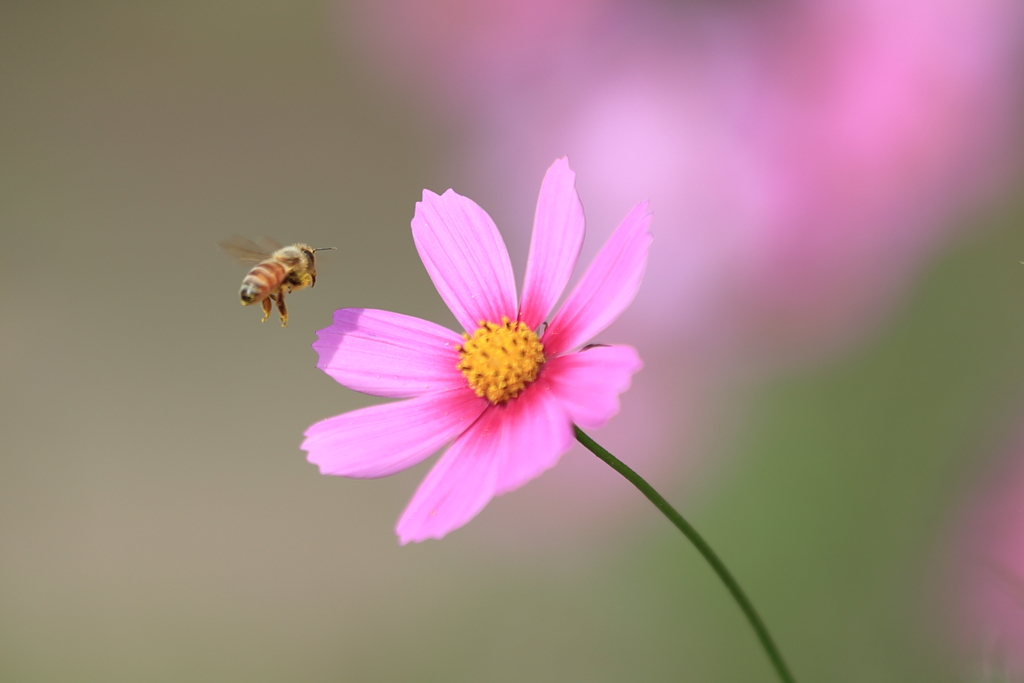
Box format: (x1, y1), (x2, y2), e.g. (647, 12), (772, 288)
(457, 316), (545, 404)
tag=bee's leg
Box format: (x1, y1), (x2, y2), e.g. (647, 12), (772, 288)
(260, 297), (273, 323)
(276, 291), (288, 327)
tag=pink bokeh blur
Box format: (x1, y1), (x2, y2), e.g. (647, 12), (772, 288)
(946, 425), (1024, 678)
(334, 0), (1024, 547)
(342, 0), (1023, 354)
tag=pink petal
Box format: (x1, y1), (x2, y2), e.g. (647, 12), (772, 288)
(312, 309), (466, 398)
(412, 188), (518, 333)
(543, 345), (642, 430)
(543, 202), (653, 357)
(518, 157), (586, 330)
(395, 406), (505, 544)
(492, 383), (575, 496)
(302, 387), (486, 478)
(394, 386), (576, 543)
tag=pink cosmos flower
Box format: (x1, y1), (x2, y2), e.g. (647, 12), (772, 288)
(301, 157), (652, 544)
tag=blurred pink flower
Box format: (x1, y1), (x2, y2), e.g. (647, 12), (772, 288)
(946, 427), (1024, 676)
(342, 0), (1023, 357)
(302, 158), (651, 543)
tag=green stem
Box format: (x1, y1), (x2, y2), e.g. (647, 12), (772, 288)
(574, 425), (797, 683)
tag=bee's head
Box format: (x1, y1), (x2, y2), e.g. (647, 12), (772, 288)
(307, 246), (337, 269)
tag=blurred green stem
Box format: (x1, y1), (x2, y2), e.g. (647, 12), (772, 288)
(574, 426), (797, 683)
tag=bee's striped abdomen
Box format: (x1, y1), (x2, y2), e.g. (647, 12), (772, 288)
(239, 260), (287, 305)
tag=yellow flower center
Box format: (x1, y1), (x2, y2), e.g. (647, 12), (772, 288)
(457, 317), (545, 404)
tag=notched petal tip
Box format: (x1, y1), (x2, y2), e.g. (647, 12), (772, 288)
(418, 188), (444, 204)
(519, 156), (587, 329)
(412, 185), (518, 333)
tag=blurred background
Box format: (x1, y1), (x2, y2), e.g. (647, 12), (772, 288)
(2, 1), (1024, 681)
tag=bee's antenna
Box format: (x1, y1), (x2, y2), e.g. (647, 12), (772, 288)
(314, 247), (337, 253)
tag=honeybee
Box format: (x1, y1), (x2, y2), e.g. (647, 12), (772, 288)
(219, 236), (336, 327)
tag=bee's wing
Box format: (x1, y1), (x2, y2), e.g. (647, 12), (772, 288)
(218, 235), (273, 263)
(256, 236), (283, 253)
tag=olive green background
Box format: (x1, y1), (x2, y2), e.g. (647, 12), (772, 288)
(2, 3), (1023, 681)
